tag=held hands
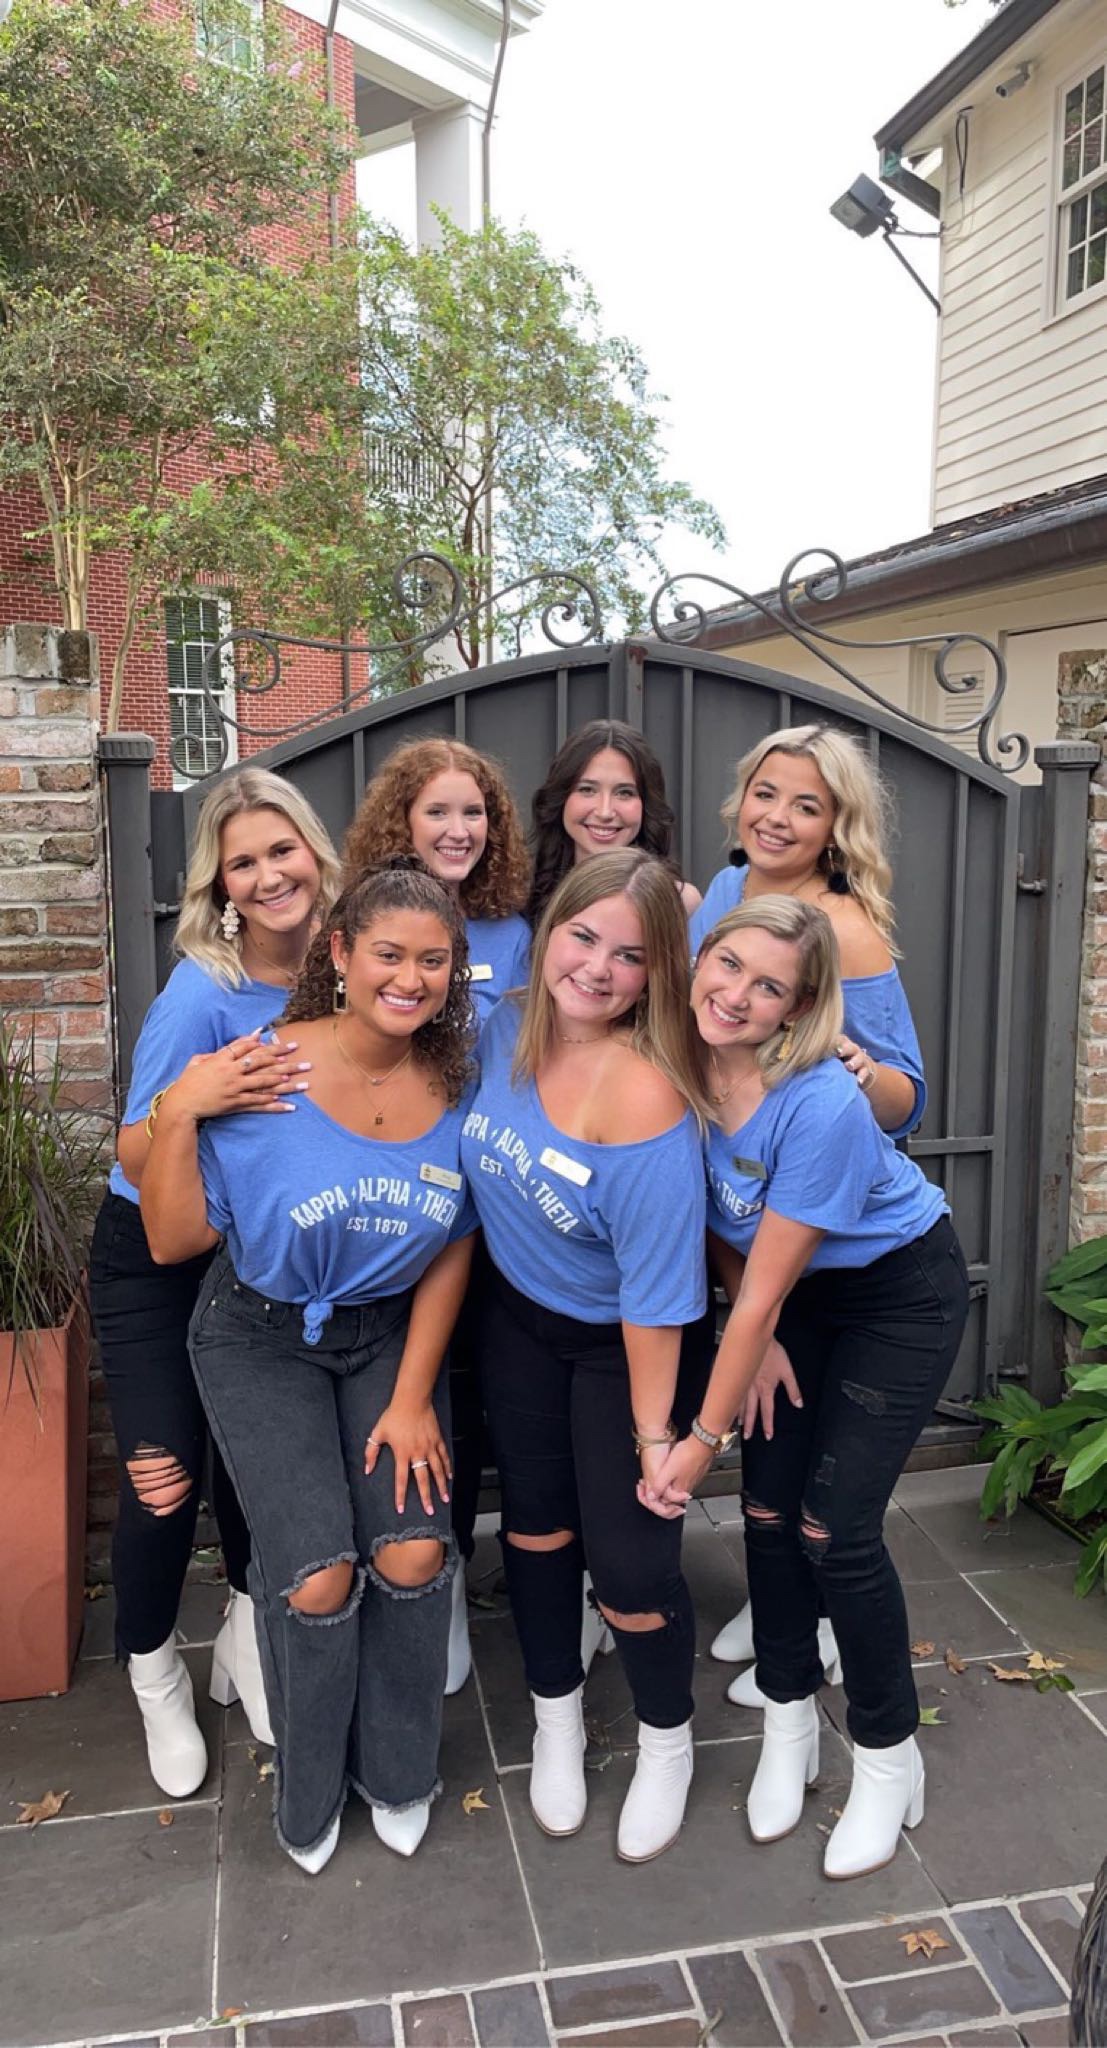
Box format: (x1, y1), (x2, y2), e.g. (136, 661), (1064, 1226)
(365, 1401), (452, 1517)
(836, 1035), (876, 1094)
(740, 1336), (802, 1442)
(637, 1435), (714, 1520)
(160, 1030), (311, 1125)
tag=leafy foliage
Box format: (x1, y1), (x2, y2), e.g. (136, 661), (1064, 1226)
(974, 1235), (1107, 1595)
(0, 1022), (105, 1405)
(0, 0), (353, 725)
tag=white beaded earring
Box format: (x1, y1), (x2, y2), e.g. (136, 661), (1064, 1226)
(333, 974), (348, 1015)
(221, 900), (241, 941)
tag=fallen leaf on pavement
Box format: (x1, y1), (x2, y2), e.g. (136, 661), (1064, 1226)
(988, 1663), (1035, 1683)
(257, 1761), (274, 1781)
(899, 1927), (950, 1961)
(944, 1647), (967, 1674)
(83, 1583), (106, 1602)
(918, 1706), (944, 1725)
(815, 1821), (831, 1835)
(1036, 1671), (1076, 1695)
(462, 1788), (490, 1815)
(221, 2009), (243, 2021)
(157, 1809), (174, 1828)
(16, 1789), (70, 1828)
(911, 1640), (935, 1657)
(1027, 1651), (1067, 1673)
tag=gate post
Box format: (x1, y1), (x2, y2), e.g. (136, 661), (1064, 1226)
(1056, 650), (1107, 1261)
(98, 734), (157, 1101)
(1023, 739), (1101, 1398)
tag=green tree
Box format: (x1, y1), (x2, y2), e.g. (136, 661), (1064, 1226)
(0, 0), (354, 726)
(350, 214), (725, 669)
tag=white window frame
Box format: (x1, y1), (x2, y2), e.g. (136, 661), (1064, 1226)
(164, 594), (238, 792)
(195, 0), (263, 74)
(1049, 52), (1107, 320)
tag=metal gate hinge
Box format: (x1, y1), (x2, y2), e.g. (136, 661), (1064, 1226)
(1016, 853), (1045, 895)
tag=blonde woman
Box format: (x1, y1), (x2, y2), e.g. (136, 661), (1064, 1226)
(89, 769), (339, 1801)
(460, 850), (712, 1864)
(643, 899), (967, 1880)
(689, 725), (927, 1688)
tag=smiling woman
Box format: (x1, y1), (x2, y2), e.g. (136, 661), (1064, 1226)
(88, 769), (341, 1810)
(526, 719), (701, 931)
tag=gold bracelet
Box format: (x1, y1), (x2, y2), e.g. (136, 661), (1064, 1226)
(632, 1421), (677, 1452)
(145, 1088), (169, 1140)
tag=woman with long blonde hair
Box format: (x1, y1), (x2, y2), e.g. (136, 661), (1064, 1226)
(460, 849), (712, 1864)
(690, 725), (928, 1690)
(643, 897), (968, 1882)
(89, 768), (339, 1802)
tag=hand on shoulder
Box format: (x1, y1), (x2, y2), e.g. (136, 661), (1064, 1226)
(817, 893), (893, 977)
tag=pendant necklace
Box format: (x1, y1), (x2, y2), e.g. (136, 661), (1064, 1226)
(332, 1020), (414, 1126)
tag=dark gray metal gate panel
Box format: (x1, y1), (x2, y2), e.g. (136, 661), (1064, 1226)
(120, 636), (1087, 1408)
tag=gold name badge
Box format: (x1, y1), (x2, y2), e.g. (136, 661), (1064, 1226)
(539, 1144), (592, 1188)
(732, 1156), (768, 1181)
(420, 1163), (463, 1191)
(469, 964), (494, 982)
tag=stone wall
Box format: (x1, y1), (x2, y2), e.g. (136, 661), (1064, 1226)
(1058, 648), (1107, 1247)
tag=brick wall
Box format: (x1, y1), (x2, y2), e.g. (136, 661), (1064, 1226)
(1058, 648), (1107, 1246)
(0, 2), (359, 792)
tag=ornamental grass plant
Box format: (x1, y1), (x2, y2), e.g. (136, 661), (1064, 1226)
(0, 1019), (104, 1406)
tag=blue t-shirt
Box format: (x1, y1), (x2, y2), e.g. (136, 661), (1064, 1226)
(705, 1058), (946, 1271)
(110, 959), (290, 1204)
(688, 863), (926, 1139)
(465, 914), (530, 1023)
(198, 1092), (478, 1343)
(462, 999), (707, 1326)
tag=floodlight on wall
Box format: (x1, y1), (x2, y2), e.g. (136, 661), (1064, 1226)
(830, 173), (941, 316)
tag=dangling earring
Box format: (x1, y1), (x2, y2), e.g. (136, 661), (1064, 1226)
(332, 974), (347, 1015)
(775, 1020), (796, 1065)
(221, 899), (241, 942)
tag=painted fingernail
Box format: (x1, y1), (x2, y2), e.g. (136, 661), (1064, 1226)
(295, 1062), (312, 1072)
(294, 1081), (310, 1091)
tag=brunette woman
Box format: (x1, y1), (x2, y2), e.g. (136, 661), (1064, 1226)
(525, 720), (701, 931)
(343, 738), (531, 1691)
(88, 769), (340, 1798)
(644, 898), (968, 1880)
(462, 849), (713, 1863)
(140, 862), (478, 1873)
(690, 725), (927, 1692)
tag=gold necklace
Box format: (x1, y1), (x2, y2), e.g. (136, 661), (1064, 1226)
(332, 1021), (414, 1126)
(710, 1052), (736, 1104)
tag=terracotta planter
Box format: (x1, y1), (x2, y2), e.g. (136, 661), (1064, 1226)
(0, 1296), (90, 1701)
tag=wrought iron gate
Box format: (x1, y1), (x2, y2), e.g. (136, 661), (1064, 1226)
(99, 558), (1097, 1409)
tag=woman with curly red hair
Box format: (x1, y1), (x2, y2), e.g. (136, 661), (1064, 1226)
(344, 739), (532, 1694)
(344, 739), (531, 1021)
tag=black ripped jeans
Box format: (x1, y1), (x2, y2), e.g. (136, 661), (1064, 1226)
(89, 1193), (251, 1657)
(478, 1264), (708, 1729)
(741, 1216), (969, 1748)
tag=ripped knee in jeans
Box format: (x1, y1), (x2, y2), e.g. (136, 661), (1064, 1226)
(369, 1530), (454, 1599)
(741, 1493), (785, 1530)
(799, 1503), (831, 1564)
(126, 1443), (192, 1517)
(284, 1553), (361, 1622)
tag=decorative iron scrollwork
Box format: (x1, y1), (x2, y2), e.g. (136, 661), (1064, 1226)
(176, 558), (603, 781)
(649, 548), (1029, 775)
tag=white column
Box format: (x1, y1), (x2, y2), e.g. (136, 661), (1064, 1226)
(412, 102), (484, 244)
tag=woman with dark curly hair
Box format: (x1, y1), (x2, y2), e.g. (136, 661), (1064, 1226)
(140, 861), (478, 1875)
(525, 721), (702, 931)
(343, 738), (531, 1021)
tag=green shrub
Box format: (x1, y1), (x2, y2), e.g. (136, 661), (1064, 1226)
(975, 1236), (1107, 1596)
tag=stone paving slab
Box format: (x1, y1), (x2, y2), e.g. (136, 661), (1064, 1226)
(6, 1480), (1103, 2048)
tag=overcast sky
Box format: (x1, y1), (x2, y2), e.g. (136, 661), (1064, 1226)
(360, 0), (996, 596)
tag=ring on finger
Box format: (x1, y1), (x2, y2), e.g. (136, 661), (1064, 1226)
(367, 1435), (381, 1449)
(242, 1054), (253, 1071)
(411, 1458), (429, 1468)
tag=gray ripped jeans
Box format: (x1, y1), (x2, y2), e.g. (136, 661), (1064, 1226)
(189, 1250), (455, 1856)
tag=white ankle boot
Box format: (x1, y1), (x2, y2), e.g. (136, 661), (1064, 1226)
(726, 1621), (843, 1709)
(530, 1687), (587, 1836)
(129, 1635), (208, 1798)
(710, 1600), (754, 1663)
(581, 1574), (615, 1676)
(824, 1736), (925, 1880)
(617, 1719), (694, 1863)
(372, 1800), (431, 1858)
(747, 1696), (820, 1843)
(444, 1566), (471, 1697)
(209, 1589), (274, 1746)
(286, 1812), (341, 1876)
